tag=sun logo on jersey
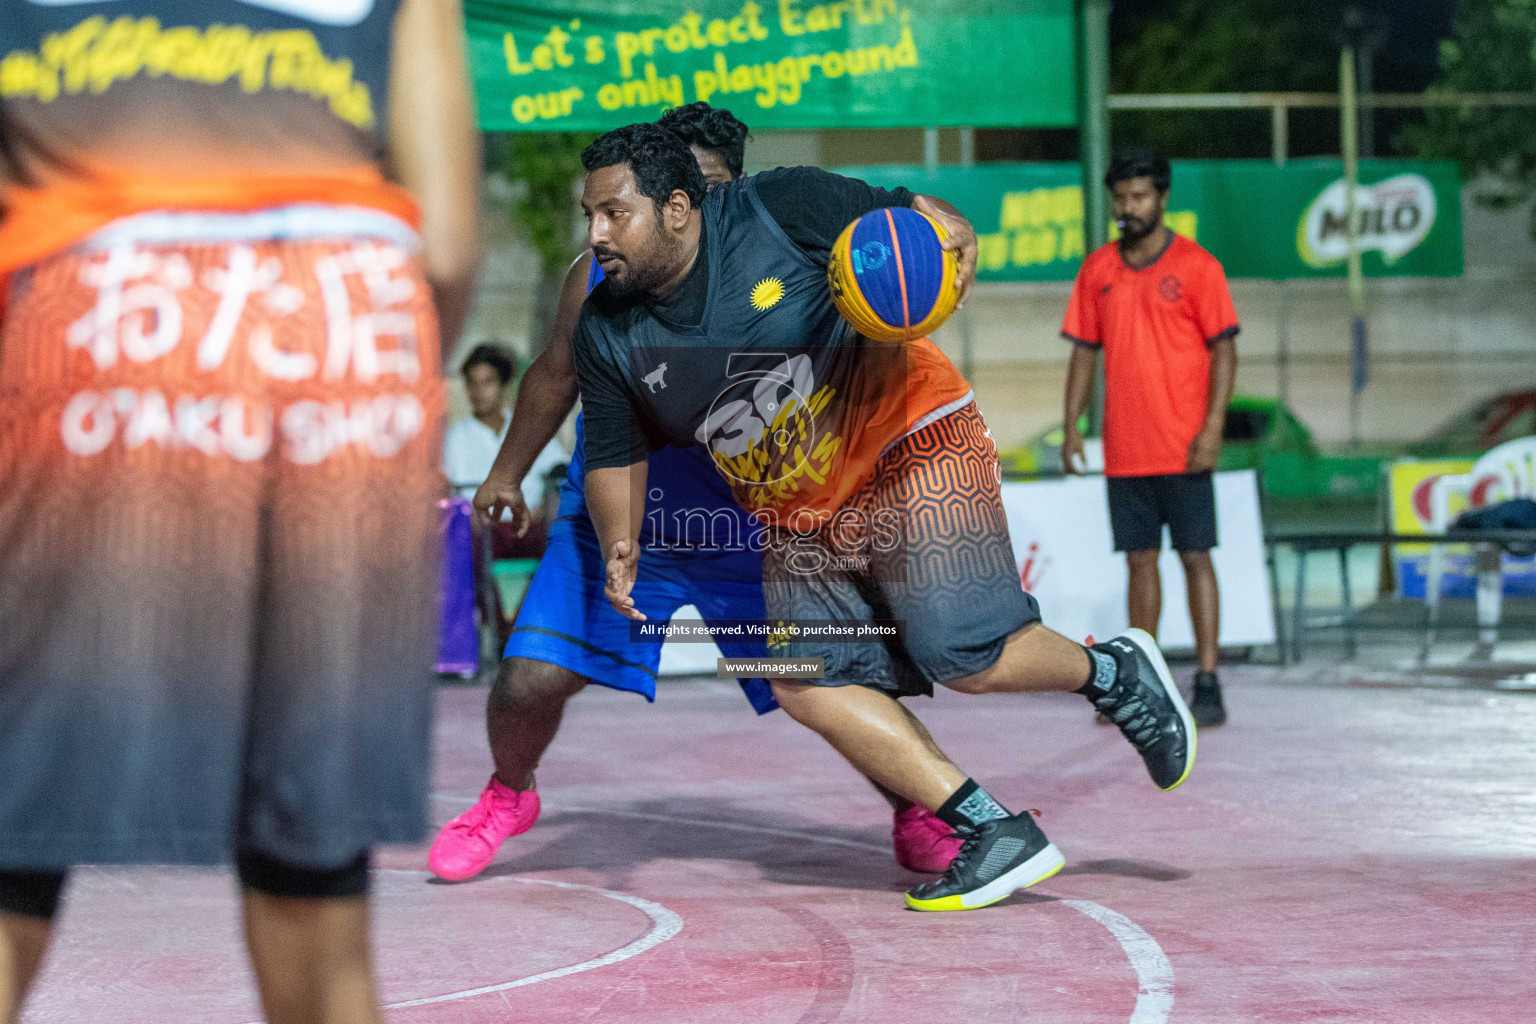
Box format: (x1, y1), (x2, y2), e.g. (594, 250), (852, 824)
(750, 278), (785, 311)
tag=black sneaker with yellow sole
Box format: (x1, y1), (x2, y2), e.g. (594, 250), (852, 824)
(904, 812), (1065, 912)
(1089, 628), (1197, 791)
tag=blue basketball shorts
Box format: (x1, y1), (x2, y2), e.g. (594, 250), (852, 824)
(503, 513), (777, 714)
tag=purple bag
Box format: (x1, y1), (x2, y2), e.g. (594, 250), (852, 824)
(436, 496), (479, 675)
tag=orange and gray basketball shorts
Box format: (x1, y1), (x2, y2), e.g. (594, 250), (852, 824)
(0, 227), (445, 869)
(760, 401), (1040, 696)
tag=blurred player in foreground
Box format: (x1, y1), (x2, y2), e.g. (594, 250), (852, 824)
(430, 103), (965, 883)
(0, 0), (479, 1019)
(572, 124), (1197, 912)
(1062, 148), (1238, 728)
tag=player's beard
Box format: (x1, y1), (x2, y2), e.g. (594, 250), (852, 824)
(596, 220), (692, 300)
(1117, 213), (1161, 243)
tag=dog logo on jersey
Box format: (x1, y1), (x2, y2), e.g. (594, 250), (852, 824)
(25, 0), (377, 25)
(750, 278), (785, 311)
(1159, 275), (1182, 302)
(642, 362), (669, 393)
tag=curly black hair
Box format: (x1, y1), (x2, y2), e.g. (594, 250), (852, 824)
(656, 102), (750, 178)
(461, 343), (517, 386)
(581, 123), (706, 213)
(1105, 147), (1171, 194)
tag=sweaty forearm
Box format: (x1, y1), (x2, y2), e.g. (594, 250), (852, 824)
(484, 356), (579, 485)
(586, 464), (647, 554)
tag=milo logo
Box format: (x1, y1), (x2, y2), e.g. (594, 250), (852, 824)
(1297, 174), (1437, 268)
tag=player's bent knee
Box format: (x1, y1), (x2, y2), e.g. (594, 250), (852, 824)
(768, 681), (832, 727)
(492, 657), (587, 709)
(939, 673), (992, 695)
(768, 679), (811, 710)
(237, 848), (370, 900)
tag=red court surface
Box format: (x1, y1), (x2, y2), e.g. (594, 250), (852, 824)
(22, 668), (1536, 1023)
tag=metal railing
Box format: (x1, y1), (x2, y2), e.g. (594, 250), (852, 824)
(1267, 529), (1536, 664)
(1107, 91), (1536, 167)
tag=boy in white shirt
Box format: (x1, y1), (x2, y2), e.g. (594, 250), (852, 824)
(444, 343), (566, 515)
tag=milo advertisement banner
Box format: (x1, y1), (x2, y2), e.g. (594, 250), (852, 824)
(838, 159), (1464, 283)
(465, 0), (1076, 131)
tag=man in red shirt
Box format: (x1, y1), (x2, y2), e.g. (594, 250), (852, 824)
(1061, 149), (1238, 727)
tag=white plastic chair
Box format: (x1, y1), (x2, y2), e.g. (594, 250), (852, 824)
(1424, 435), (1536, 658)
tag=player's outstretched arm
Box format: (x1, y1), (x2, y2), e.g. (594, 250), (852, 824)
(473, 251), (591, 530)
(389, 0), (482, 356)
(912, 194), (978, 304)
(587, 463), (650, 621)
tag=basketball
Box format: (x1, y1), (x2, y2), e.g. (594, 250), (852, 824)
(828, 207), (962, 343)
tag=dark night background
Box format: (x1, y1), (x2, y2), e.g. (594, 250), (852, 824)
(980, 0), (1466, 162)
(1112, 0), (1456, 93)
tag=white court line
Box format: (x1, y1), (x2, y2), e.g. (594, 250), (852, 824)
(430, 792), (1174, 1023)
(1062, 899), (1175, 1024)
(383, 875), (682, 1009)
(240, 873), (681, 1023)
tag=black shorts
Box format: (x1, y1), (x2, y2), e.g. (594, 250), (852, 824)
(1106, 472), (1218, 553)
(760, 403), (1041, 697)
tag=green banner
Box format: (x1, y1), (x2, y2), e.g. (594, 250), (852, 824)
(465, 0), (1076, 132)
(835, 159), (1465, 281)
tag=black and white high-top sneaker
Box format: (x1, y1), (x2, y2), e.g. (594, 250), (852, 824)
(1089, 629), (1197, 791)
(904, 812), (1064, 912)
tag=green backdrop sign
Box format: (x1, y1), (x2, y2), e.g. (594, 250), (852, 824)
(836, 159), (1465, 282)
(465, 0), (1076, 131)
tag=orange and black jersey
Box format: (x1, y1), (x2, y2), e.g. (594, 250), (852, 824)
(573, 168), (974, 522)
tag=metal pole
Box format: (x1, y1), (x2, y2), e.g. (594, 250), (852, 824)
(1273, 101), (1290, 408)
(1271, 103), (1288, 167)
(1078, 0), (1111, 437)
(1277, 278), (1291, 408)
(1359, 46), (1376, 159)
(958, 125), (976, 382)
(923, 126), (939, 175)
(1341, 47), (1368, 448)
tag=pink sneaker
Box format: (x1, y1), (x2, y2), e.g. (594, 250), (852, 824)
(428, 776), (541, 881)
(892, 804), (962, 874)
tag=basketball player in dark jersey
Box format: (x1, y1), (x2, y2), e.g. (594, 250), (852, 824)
(0, 1), (478, 1018)
(571, 124), (1199, 912)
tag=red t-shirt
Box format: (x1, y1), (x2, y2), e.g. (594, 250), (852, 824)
(1061, 233), (1239, 477)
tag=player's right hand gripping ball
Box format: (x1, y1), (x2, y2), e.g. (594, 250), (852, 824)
(828, 206), (961, 343)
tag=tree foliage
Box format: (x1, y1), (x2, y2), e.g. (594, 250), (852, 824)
(501, 132), (594, 277)
(1402, 0), (1536, 238)
(1110, 0), (1337, 159)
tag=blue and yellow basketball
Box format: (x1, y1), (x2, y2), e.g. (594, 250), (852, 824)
(828, 207), (961, 343)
